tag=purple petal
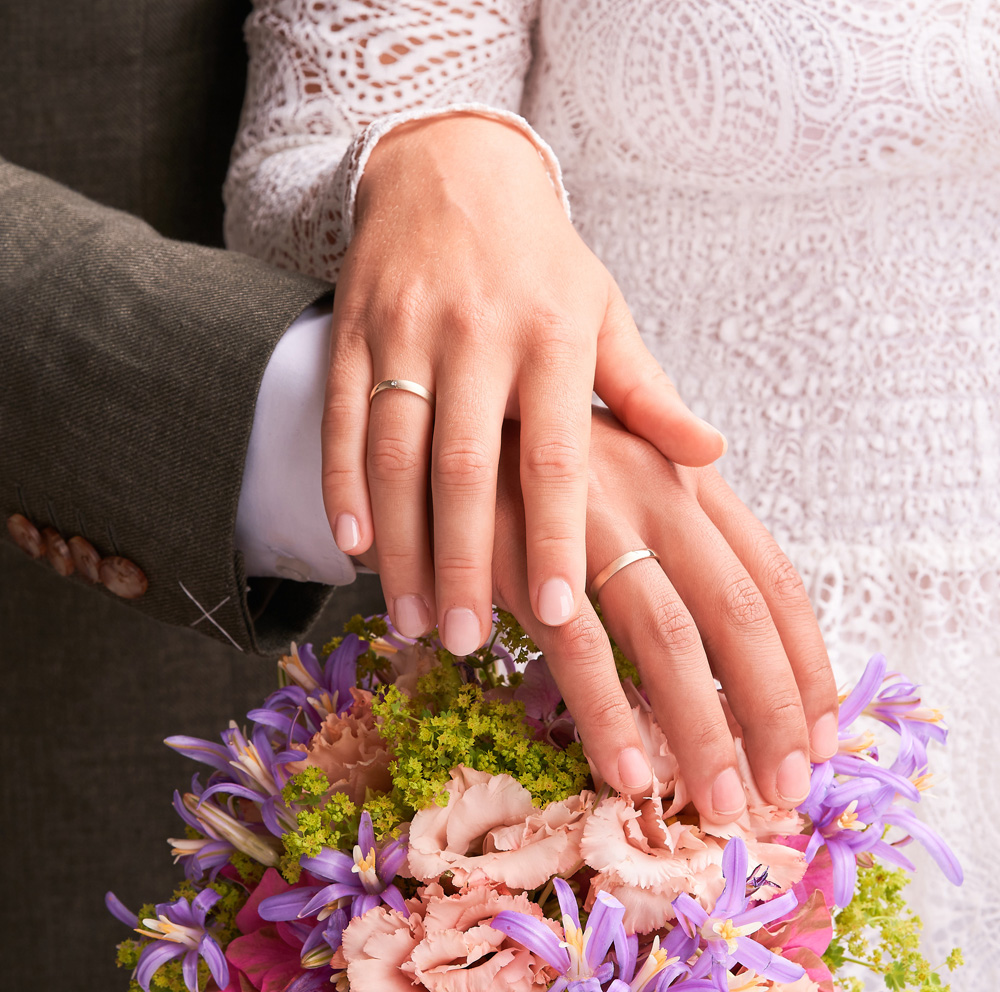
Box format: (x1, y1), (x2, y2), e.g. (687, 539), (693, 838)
(671, 893), (709, 935)
(182, 948), (200, 992)
(259, 796), (292, 838)
(867, 838), (917, 872)
(733, 937), (806, 984)
(838, 654), (887, 726)
(199, 934), (230, 989)
(165, 736), (234, 774)
(301, 920), (330, 958)
(286, 971), (335, 992)
(828, 838), (859, 907)
(613, 929), (637, 983)
(352, 892), (381, 918)
(191, 887), (220, 924)
(173, 790), (205, 834)
(553, 877), (582, 931)
(715, 837), (749, 916)
(259, 888), (323, 922)
(492, 910), (571, 973)
(357, 811), (375, 856)
(136, 942), (184, 991)
(376, 838), (408, 881)
(105, 891), (137, 927)
(382, 884), (408, 916)
(160, 898), (194, 927)
(883, 809), (964, 885)
(323, 909), (349, 952)
(301, 848), (357, 884)
(831, 755), (919, 801)
(584, 890), (625, 971)
(300, 883), (358, 919)
(297, 641), (325, 684)
(735, 889), (800, 928)
(200, 781), (266, 805)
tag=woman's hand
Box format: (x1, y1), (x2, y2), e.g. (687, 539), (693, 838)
(322, 113), (725, 656)
(490, 412), (839, 819)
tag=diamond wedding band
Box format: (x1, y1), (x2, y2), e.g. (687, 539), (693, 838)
(369, 378), (435, 408)
(588, 548), (660, 600)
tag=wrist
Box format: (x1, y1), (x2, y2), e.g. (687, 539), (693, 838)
(356, 112), (559, 223)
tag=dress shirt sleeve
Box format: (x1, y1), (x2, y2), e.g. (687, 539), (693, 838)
(235, 300), (359, 587)
(223, 0), (569, 282)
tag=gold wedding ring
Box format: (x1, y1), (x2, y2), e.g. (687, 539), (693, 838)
(369, 378), (435, 408)
(588, 548), (660, 600)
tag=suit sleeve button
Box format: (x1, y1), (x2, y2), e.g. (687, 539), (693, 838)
(68, 536), (102, 583)
(6, 514), (45, 559)
(99, 556), (149, 599)
(42, 527), (75, 576)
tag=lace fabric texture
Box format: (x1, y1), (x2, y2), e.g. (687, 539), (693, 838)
(225, 0), (1000, 980)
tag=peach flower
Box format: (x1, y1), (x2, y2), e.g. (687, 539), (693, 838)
(376, 640), (439, 696)
(408, 767), (593, 889)
(582, 792), (805, 932)
(284, 687), (392, 804)
(342, 882), (558, 992)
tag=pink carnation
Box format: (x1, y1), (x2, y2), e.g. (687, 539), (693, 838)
(383, 641), (439, 696)
(408, 767), (592, 889)
(285, 687), (392, 805)
(342, 882), (558, 992)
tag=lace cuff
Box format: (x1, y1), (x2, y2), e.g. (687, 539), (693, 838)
(327, 102), (571, 279)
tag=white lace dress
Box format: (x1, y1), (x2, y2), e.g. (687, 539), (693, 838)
(224, 0), (1000, 980)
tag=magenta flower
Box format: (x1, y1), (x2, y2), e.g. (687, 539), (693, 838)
(671, 838), (805, 990)
(106, 889), (229, 992)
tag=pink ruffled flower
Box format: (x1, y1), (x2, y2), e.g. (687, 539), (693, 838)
(285, 687), (392, 805)
(342, 882), (558, 992)
(380, 640), (439, 697)
(408, 767), (592, 889)
(582, 793), (806, 933)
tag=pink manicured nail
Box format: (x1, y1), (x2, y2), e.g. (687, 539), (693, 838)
(442, 608), (481, 657)
(810, 712), (839, 760)
(394, 595), (430, 638)
(618, 747), (652, 792)
(776, 750), (811, 805)
(334, 513), (361, 552)
(711, 768), (746, 819)
(537, 577), (574, 626)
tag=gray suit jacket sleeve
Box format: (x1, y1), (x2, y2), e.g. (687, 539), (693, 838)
(0, 159), (337, 654)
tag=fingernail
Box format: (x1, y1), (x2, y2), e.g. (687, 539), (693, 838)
(393, 595), (430, 638)
(810, 712), (840, 761)
(334, 513), (361, 552)
(618, 747), (652, 792)
(711, 767), (746, 819)
(442, 607), (482, 656)
(776, 750), (811, 805)
(537, 577), (574, 626)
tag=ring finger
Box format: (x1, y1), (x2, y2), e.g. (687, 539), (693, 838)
(366, 362), (437, 638)
(590, 535), (745, 823)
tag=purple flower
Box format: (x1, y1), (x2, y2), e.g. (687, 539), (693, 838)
(249, 638), (367, 745)
(672, 838), (805, 990)
(166, 722), (301, 838)
(105, 890), (228, 992)
(258, 812), (407, 949)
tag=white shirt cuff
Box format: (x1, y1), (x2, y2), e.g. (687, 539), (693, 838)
(236, 300), (357, 586)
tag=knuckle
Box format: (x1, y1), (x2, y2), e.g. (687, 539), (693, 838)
(646, 600), (702, 656)
(583, 696), (635, 739)
(558, 611), (609, 657)
(523, 436), (586, 483)
(433, 437), (495, 493)
(759, 689), (806, 727)
(683, 719), (733, 757)
(719, 573), (773, 631)
(321, 462), (359, 493)
(322, 394), (361, 435)
(376, 547), (424, 575)
(435, 550), (483, 581)
(368, 435), (421, 481)
(760, 548), (808, 609)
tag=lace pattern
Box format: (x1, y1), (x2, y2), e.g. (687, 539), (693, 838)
(225, 0), (1000, 980)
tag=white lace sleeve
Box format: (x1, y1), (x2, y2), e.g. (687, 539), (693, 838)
(223, 0), (569, 281)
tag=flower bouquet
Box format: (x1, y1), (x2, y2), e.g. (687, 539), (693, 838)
(107, 612), (963, 992)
